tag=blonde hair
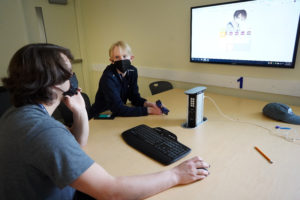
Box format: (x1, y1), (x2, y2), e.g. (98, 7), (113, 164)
(109, 41), (132, 59)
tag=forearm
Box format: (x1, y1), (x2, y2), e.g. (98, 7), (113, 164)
(71, 163), (177, 200)
(89, 169), (178, 200)
(110, 103), (148, 116)
(130, 96), (147, 107)
(71, 157), (209, 200)
(111, 170), (178, 200)
(70, 109), (89, 146)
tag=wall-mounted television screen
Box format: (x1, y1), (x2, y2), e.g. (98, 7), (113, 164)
(190, 0), (300, 68)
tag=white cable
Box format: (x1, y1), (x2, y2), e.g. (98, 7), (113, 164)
(204, 95), (236, 122)
(203, 95), (299, 141)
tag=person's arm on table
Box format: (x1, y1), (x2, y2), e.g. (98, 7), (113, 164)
(70, 156), (209, 200)
(101, 76), (148, 116)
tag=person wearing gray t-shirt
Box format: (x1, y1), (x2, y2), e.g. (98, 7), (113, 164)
(0, 43), (210, 200)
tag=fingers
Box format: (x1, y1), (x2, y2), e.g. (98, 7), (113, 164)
(197, 168), (210, 177)
(144, 101), (155, 107)
(190, 156), (203, 162)
(148, 106), (163, 115)
(61, 91), (85, 111)
(189, 156), (210, 178)
(62, 95), (70, 104)
(188, 156), (210, 168)
(195, 160), (210, 169)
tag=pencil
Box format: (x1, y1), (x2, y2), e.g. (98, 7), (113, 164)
(254, 146), (273, 164)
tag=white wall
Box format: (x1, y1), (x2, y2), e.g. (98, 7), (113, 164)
(78, 0), (300, 105)
(0, 0), (90, 95)
(1, 0), (300, 106)
(0, 0), (29, 83)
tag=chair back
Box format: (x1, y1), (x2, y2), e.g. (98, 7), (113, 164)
(149, 81), (173, 95)
(0, 86), (12, 117)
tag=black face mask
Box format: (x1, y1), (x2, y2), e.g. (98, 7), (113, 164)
(63, 73), (78, 96)
(113, 59), (131, 73)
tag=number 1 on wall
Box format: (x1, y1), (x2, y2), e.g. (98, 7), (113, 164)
(237, 77), (243, 89)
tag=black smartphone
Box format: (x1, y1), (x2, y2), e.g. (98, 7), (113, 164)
(94, 114), (115, 120)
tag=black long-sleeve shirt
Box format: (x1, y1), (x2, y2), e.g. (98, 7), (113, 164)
(90, 64), (148, 117)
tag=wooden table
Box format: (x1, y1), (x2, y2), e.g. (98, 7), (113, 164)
(84, 89), (300, 200)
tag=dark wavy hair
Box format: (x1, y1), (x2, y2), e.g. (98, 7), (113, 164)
(2, 43), (74, 107)
(234, 10), (247, 19)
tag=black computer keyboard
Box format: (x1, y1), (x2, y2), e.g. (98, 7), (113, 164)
(122, 124), (191, 165)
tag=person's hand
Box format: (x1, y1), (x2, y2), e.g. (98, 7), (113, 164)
(171, 156), (210, 185)
(62, 89), (86, 115)
(147, 105), (162, 115)
(62, 89), (89, 146)
(144, 101), (156, 107)
(144, 101), (162, 115)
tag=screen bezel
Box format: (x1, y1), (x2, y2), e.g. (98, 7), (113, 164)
(190, 0), (300, 68)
